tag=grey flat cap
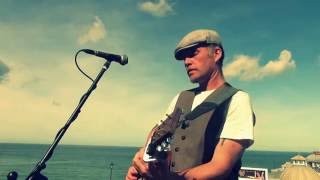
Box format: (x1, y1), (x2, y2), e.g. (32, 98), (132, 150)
(174, 29), (223, 60)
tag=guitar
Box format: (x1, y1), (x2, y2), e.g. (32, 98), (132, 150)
(143, 108), (183, 162)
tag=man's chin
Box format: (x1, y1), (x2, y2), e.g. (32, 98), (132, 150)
(189, 76), (208, 85)
(189, 77), (199, 83)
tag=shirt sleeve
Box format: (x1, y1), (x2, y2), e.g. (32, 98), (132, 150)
(157, 93), (180, 125)
(219, 91), (255, 146)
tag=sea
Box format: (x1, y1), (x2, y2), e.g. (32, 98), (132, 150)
(0, 143), (310, 180)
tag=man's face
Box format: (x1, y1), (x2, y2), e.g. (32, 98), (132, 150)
(183, 46), (218, 84)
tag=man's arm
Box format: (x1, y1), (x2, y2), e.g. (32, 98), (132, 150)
(171, 138), (249, 180)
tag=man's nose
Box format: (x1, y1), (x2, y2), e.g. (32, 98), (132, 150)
(184, 57), (192, 66)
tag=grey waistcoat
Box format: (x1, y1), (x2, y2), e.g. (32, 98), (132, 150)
(170, 83), (241, 179)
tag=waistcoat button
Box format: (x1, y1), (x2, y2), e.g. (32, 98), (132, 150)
(181, 135), (186, 140)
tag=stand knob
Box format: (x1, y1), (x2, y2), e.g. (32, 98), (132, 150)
(7, 171), (18, 180)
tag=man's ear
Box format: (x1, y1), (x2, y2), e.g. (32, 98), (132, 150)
(213, 47), (223, 63)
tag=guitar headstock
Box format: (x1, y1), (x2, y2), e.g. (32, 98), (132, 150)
(143, 108), (183, 162)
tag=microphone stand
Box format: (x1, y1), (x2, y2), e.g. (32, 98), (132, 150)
(25, 60), (111, 180)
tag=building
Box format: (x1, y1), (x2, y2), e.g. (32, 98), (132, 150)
(280, 165), (320, 180)
(306, 151), (320, 172)
(290, 155), (307, 166)
(280, 151), (320, 179)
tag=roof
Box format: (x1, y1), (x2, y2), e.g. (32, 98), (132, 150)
(291, 155), (306, 161)
(280, 166), (320, 180)
(306, 152), (320, 162)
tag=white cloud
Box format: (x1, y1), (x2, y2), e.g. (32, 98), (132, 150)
(138, 0), (173, 17)
(78, 16), (106, 45)
(0, 59), (170, 146)
(1, 61), (37, 88)
(0, 59), (10, 82)
(224, 50), (296, 81)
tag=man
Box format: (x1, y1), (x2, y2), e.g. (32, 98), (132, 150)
(126, 29), (255, 179)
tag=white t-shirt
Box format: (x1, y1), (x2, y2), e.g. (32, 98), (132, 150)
(161, 90), (255, 145)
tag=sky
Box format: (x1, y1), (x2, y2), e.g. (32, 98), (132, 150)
(0, 0), (319, 152)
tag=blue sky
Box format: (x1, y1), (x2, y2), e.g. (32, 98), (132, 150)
(0, 0), (319, 152)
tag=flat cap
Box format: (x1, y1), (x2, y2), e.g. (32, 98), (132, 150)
(174, 29), (222, 60)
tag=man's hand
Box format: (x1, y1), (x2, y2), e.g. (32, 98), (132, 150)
(126, 147), (173, 180)
(126, 148), (152, 180)
(126, 166), (140, 180)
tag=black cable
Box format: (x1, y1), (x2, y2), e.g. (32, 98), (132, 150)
(25, 50), (111, 180)
(51, 50), (93, 140)
(75, 50), (94, 82)
(47, 49), (101, 156)
(53, 49), (98, 141)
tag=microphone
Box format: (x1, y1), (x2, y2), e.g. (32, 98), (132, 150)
(82, 49), (128, 65)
